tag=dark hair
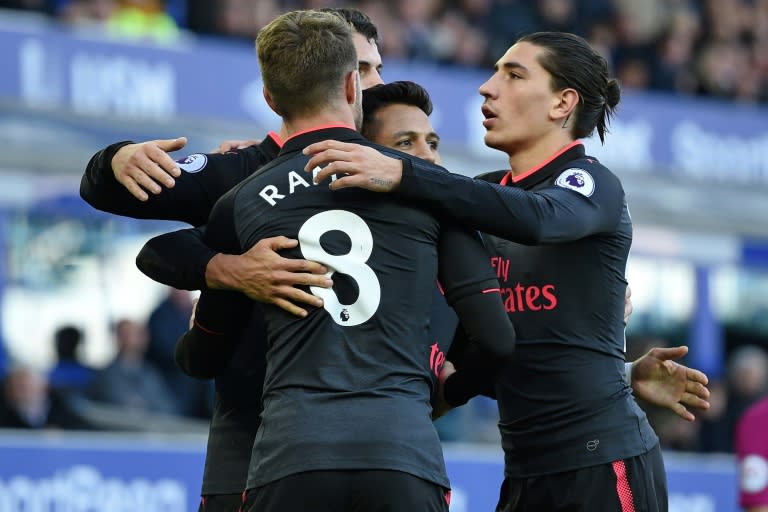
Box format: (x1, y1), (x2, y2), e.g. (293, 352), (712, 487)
(320, 7), (379, 44)
(256, 10), (357, 121)
(54, 325), (83, 361)
(518, 31), (620, 143)
(361, 81), (433, 139)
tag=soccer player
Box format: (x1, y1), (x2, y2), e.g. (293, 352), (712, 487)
(181, 9), (514, 510)
(80, 9), (386, 512)
(303, 31), (700, 511)
(736, 397), (768, 512)
(360, 81), (441, 164)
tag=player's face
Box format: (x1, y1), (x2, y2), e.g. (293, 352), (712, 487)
(478, 42), (562, 154)
(369, 103), (441, 164)
(353, 32), (384, 89)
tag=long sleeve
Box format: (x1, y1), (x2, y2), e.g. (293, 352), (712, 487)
(174, 182), (252, 379)
(136, 227), (216, 290)
(175, 289), (252, 379)
(442, 329), (501, 407)
(398, 159), (625, 244)
(437, 222), (516, 358)
(80, 136), (280, 226)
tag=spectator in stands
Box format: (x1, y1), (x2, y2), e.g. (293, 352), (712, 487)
(697, 378), (731, 452)
(186, 0), (279, 41)
(57, 0), (116, 26)
(106, 0), (179, 42)
(650, 4), (700, 94)
(88, 318), (179, 415)
(147, 288), (212, 417)
(4, 0), (763, 102)
(0, 365), (86, 429)
(48, 324), (95, 393)
(699, 345), (768, 453)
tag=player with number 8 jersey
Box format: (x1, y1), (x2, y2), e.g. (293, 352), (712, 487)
(192, 123), (514, 502)
(176, 10), (515, 510)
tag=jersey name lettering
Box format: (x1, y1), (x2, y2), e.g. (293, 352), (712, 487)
(259, 167), (335, 206)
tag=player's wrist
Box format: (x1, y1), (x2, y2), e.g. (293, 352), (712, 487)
(390, 158), (404, 189)
(109, 142), (136, 174)
(205, 253), (240, 290)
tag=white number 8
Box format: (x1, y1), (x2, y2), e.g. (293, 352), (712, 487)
(298, 210), (381, 326)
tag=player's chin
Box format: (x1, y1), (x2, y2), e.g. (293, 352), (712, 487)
(483, 132), (505, 151)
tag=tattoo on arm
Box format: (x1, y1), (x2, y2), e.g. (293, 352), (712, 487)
(370, 177), (393, 190)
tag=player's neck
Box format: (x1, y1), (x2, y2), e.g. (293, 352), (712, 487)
(507, 132), (575, 177)
(283, 110), (356, 139)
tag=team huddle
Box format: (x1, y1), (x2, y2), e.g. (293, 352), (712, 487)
(80, 7), (711, 512)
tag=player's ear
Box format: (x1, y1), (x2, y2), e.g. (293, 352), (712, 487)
(344, 70), (359, 106)
(263, 87), (282, 116)
(551, 87), (578, 124)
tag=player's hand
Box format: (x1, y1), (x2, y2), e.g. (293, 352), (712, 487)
(432, 361), (457, 420)
(205, 236), (333, 317)
(111, 137), (187, 201)
(303, 140), (404, 192)
(213, 139), (261, 153)
(630, 346), (710, 422)
(624, 285), (633, 325)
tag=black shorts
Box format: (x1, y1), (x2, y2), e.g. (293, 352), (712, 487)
(198, 493), (244, 512)
(496, 443), (668, 512)
(243, 470), (450, 512)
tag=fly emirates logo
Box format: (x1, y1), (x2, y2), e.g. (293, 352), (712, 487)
(491, 256), (558, 313)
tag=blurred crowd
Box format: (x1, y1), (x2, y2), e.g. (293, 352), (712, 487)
(1, 0), (767, 103)
(0, 288), (213, 432)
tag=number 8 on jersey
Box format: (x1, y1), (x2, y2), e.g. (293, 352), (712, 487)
(298, 210), (382, 326)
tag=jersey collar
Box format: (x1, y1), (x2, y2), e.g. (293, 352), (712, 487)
(279, 125), (364, 155)
(258, 131), (284, 160)
(500, 141), (585, 188)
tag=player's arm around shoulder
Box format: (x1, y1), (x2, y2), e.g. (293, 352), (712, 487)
(136, 227), (216, 291)
(80, 136), (271, 226)
(437, 222), (516, 358)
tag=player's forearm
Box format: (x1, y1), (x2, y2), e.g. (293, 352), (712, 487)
(204, 253), (248, 291)
(451, 293), (515, 357)
(136, 229), (217, 290)
(436, 221), (515, 357)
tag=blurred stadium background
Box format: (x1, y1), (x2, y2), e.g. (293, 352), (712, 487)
(0, 0), (766, 510)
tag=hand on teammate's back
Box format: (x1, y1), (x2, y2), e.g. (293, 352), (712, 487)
(303, 140), (404, 192)
(205, 236), (333, 318)
(631, 345), (710, 422)
(111, 137), (187, 201)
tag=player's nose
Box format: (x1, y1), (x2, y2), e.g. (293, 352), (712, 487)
(414, 142), (437, 164)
